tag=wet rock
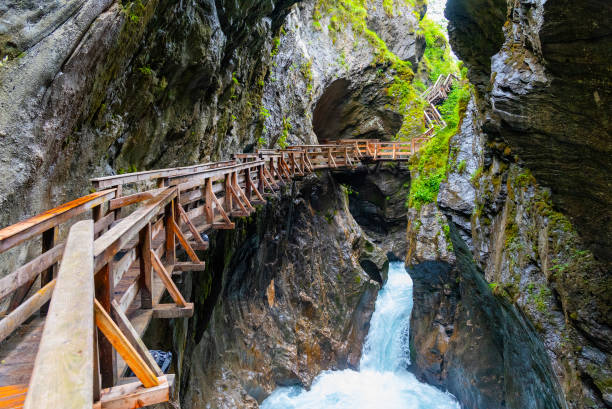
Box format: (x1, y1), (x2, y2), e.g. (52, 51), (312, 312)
(446, 0), (612, 265)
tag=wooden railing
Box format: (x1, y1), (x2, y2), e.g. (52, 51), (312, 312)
(0, 139), (432, 408)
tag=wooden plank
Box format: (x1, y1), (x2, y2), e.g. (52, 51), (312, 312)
(110, 301), (162, 378)
(152, 303), (194, 319)
(0, 279), (56, 343)
(94, 213), (115, 236)
(108, 188), (165, 211)
(173, 262), (206, 272)
(93, 188), (176, 273)
(94, 300), (159, 388)
(94, 375), (172, 409)
(0, 243), (64, 301)
(23, 220), (94, 409)
(150, 251), (186, 307)
(0, 384), (27, 408)
(118, 279), (139, 313)
(111, 248), (136, 288)
(173, 160), (265, 191)
(0, 189), (116, 253)
(90, 159), (236, 188)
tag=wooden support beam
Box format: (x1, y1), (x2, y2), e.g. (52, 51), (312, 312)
(150, 250), (187, 307)
(232, 172), (255, 212)
(178, 206), (208, 249)
(24, 220), (94, 409)
(94, 299), (160, 388)
(174, 262), (206, 272)
(152, 304), (194, 319)
(110, 300), (163, 378)
(170, 219), (201, 264)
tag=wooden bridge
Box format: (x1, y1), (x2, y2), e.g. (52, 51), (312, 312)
(0, 138), (432, 409)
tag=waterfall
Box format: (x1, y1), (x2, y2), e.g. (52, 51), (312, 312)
(261, 262), (460, 409)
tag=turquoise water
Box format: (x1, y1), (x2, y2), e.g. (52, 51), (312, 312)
(261, 262), (460, 409)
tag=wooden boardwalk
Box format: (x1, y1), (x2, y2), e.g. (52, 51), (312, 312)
(0, 138), (442, 409)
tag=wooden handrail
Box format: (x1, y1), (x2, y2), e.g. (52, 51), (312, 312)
(0, 189), (115, 253)
(24, 220), (94, 409)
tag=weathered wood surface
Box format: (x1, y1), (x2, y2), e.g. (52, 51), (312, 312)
(24, 220), (94, 409)
(0, 189), (115, 253)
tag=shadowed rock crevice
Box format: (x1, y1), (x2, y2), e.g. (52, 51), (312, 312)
(312, 75), (403, 141)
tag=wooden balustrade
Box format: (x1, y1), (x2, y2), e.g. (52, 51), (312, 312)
(0, 137), (440, 408)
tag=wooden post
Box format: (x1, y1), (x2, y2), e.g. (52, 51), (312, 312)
(258, 165), (265, 194)
(164, 201), (175, 266)
(244, 168), (252, 201)
(39, 226), (57, 315)
(224, 173), (233, 213)
(95, 263), (116, 388)
(411, 138), (415, 155)
(204, 179), (214, 224)
(138, 223), (152, 309)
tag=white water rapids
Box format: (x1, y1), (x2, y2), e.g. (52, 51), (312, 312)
(261, 262), (461, 409)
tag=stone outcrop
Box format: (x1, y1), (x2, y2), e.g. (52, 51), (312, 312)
(260, 0), (423, 145)
(332, 163), (411, 262)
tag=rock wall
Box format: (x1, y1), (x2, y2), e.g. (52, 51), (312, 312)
(0, 0), (298, 274)
(407, 95), (611, 408)
(143, 172), (389, 408)
(446, 0), (612, 265)
(405, 0), (611, 407)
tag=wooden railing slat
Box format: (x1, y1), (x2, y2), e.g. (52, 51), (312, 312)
(24, 220), (94, 409)
(0, 189), (115, 253)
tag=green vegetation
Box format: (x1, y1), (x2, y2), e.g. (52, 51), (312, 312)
(301, 60), (314, 93)
(417, 17), (458, 82)
(278, 117), (291, 148)
(137, 66), (153, 75)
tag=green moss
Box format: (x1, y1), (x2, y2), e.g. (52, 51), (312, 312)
(278, 117), (291, 148)
(417, 17), (458, 82)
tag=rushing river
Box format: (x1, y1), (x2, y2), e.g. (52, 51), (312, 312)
(261, 262), (460, 409)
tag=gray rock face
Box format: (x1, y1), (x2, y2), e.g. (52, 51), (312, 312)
(0, 0), (298, 274)
(332, 163), (411, 261)
(446, 0), (612, 265)
(260, 0), (422, 146)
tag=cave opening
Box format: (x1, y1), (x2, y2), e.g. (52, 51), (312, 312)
(312, 77), (403, 142)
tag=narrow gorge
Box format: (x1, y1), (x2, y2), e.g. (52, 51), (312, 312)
(0, 0), (609, 409)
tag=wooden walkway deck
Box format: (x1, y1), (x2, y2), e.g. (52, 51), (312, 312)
(0, 136), (442, 408)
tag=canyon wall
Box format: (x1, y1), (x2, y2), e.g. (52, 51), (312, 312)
(406, 0), (612, 406)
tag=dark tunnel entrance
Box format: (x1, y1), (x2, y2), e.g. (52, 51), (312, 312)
(312, 77), (403, 142)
